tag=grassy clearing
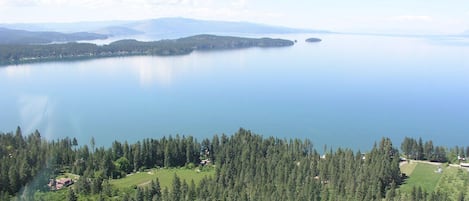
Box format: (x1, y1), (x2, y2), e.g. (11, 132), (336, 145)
(400, 162), (417, 176)
(33, 167), (215, 201)
(400, 161), (469, 199)
(399, 163), (443, 193)
(110, 167), (215, 190)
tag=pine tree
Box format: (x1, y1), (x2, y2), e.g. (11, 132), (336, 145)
(89, 137), (95, 152)
(172, 174), (181, 201)
(417, 138), (424, 160)
(102, 180), (112, 197)
(8, 165), (20, 194)
(188, 180), (197, 201)
(424, 140), (434, 160)
(135, 187), (144, 201)
(121, 193), (130, 201)
(67, 188), (77, 201)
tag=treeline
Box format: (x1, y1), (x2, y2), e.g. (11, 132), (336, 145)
(0, 126), (202, 200)
(199, 131), (402, 201)
(3, 128), (467, 200)
(1, 127), (407, 201)
(401, 137), (469, 163)
(0, 34), (294, 65)
(0, 127), (48, 200)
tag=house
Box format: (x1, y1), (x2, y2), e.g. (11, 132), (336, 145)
(48, 178), (74, 190)
(200, 159), (211, 166)
(55, 178), (73, 190)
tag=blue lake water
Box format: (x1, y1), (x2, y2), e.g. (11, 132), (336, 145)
(1, 34), (468, 150)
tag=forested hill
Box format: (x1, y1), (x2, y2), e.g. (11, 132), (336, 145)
(2, 127), (468, 200)
(0, 27), (107, 45)
(0, 34), (294, 66)
(1, 127), (403, 201)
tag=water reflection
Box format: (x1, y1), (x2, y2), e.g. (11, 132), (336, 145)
(0, 34), (468, 149)
(130, 57), (178, 87)
(5, 65), (32, 78)
(18, 94), (56, 139)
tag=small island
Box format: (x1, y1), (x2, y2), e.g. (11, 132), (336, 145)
(305, 37), (322, 43)
(0, 34), (294, 65)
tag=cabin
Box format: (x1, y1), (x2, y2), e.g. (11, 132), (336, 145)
(200, 159), (211, 166)
(48, 178), (74, 190)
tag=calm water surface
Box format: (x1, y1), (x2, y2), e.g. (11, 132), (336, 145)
(1, 34), (468, 150)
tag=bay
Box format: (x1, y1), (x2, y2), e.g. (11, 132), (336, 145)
(1, 34), (468, 150)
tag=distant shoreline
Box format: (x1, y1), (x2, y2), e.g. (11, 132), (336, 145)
(0, 34), (294, 66)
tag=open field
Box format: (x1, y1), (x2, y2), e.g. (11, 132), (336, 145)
(400, 161), (417, 176)
(34, 167), (215, 200)
(400, 162), (443, 193)
(400, 161), (469, 199)
(110, 167), (215, 190)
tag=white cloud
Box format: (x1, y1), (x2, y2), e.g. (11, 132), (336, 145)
(0, 0), (39, 7)
(0, 0), (282, 25)
(231, 0), (247, 9)
(389, 15), (433, 22)
(0, 0), (185, 7)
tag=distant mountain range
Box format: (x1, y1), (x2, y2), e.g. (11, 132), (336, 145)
(119, 18), (326, 36)
(0, 27), (107, 44)
(0, 17), (328, 42)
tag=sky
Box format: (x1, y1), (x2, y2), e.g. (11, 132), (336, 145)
(0, 0), (468, 34)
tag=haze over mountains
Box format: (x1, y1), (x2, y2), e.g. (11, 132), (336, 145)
(118, 18), (322, 36)
(0, 17), (327, 44)
(2, 17), (465, 45)
(0, 27), (107, 44)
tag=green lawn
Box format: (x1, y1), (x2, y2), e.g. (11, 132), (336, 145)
(110, 167), (215, 190)
(34, 167), (215, 201)
(400, 162), (417, 176)
(399, 163), (443, 193)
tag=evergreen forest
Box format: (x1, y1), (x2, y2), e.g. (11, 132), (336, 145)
(0, 127), (468, 201)
(0, 35), (294, 66)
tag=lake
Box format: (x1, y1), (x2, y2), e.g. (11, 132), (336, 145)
(1, 34), (468, 150)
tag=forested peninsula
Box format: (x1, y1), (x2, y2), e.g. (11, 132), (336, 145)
(2, 127), (468, 201)
(0, 35), (294, 66)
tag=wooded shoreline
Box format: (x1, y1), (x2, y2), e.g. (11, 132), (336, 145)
(0, 34), (294, 66)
